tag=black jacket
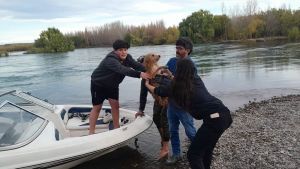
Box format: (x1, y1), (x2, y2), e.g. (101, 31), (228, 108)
(139, 74), (171, 111)
(154, 75), (228, 120)
(91, 51), (145, 88)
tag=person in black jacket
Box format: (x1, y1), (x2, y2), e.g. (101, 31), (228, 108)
(89, 40), (150, 134)
(145, 59), (232, 169)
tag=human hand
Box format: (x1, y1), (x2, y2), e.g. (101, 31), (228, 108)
(161, 68), (170, 74)
(135, 111), (145, 118)
(145, 79), (150, 86)
(145, 80), (155, 93)
(161, 69), (173, 78)
(140, 72), (150, 80)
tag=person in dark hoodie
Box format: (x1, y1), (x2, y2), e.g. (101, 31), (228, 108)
(89, 39), (150, 134)
(145, 59), (232, 169)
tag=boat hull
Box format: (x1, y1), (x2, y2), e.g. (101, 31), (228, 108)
(0, 104), (152, 169)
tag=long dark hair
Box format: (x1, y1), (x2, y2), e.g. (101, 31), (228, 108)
(171, 59), (195, 111)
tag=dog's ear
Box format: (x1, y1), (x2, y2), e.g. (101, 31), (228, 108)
(137, 55), (145, 63)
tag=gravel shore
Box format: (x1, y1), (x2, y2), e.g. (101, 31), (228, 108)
(212, 95), (300, 169)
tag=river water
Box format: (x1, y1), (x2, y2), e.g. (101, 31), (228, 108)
(1, 42), (300, 168)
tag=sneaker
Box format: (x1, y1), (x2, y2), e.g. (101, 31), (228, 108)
(165, 155), (181, 165)
(103, 112), (112, 123)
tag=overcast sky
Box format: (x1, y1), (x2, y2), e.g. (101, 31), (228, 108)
(0, 0), (299, 44)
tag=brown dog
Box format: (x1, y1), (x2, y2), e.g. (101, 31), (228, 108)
(141, 53), (171, 159)
(143, 53), (168, 107)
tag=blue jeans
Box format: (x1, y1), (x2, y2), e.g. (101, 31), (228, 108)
(167, 103), (196, 156)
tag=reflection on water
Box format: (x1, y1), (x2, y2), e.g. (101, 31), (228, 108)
(193, 42), (300, 76)
(1, 42), (300, 168)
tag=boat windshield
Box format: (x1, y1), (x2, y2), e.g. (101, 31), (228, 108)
(0, 91), (48, 151)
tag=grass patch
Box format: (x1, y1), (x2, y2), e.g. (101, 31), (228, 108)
(0, 43), (34, 57)
(0, 43), (34, 52)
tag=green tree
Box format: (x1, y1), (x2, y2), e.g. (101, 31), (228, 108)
(34, 28), (74, 53)
(124, 32), (143, 46)
(213, 15), (230, 40)
(294, 10), (300, 28)
(263, 9), (280, 36)
(179, 10), (215, 43)
(288, 27), (300, 41)
(127, 26), (146, 46)
(162, 26), (180, 44)
(279, 9), (294, 36)
(71, 36), (85, 48)
(247, 17), (264, 38)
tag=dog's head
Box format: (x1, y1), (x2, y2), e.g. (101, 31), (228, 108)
(142, 53), (161, 72)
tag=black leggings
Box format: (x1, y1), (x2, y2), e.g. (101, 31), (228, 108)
(153, 101), (170, 142)
(187, 109), (232, 169)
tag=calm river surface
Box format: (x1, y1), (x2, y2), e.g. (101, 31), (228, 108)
(1, 42), (300, 168)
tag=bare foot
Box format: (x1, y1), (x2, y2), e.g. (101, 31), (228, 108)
(159, 150), (169, 160)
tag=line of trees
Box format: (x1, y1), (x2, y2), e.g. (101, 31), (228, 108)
(180, 7), (300, 43)
(65, 20), (179, 48)
(66, 8), (299, 49)
(31, 1), (300, 52)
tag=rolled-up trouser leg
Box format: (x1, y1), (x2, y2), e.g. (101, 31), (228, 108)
(153, 101), (170, 141)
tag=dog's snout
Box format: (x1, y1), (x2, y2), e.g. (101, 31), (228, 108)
(158, 55), (160, 58)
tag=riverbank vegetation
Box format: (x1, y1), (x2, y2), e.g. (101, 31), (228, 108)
(0, 43), (33, 57)
(65, 20), (179, 48)
(28, 28), (74, 53)
(66, 4), (300, 48)
(1, 0), (299, 54)
(180, 7), (300, 43)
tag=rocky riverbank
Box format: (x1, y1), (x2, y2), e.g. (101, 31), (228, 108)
(212, 95), (300, 169)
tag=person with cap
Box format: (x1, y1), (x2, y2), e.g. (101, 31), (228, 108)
(89, 39), (150, 134)
(164, 37), (197, 164)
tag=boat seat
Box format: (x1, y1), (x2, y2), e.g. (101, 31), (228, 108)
(68, 107), (92, 114)
(66, 117), (109, 130)
(65, 107), (113, 129)
(60, 109), (68, 124)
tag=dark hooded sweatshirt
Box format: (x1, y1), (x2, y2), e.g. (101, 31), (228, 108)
(91, 51), (145, 88)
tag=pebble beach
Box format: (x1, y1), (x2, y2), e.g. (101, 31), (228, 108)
(212, 95), (300, 169)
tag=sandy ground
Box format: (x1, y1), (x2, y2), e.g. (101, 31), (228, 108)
(212, 95), (300, 169)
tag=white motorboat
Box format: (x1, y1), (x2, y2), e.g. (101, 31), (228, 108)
(0, 90), (152, 169)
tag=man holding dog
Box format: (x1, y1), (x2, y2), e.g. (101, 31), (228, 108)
(165, 37), (197, 164)
(89, 39), (150, 134)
